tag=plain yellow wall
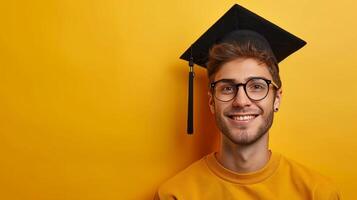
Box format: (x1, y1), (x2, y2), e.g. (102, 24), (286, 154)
(0, 0), (356, 199)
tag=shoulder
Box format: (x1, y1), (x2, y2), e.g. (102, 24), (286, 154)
(279, 154), (333, 184)
(279, 154), (341, 199)
(156, 154), (215, 199)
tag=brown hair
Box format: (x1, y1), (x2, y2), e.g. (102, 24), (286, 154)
(206, 40), (282, 88)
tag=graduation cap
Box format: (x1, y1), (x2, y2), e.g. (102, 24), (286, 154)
(180, 4), (306, 134)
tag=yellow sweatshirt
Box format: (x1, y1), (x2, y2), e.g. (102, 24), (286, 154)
(156, 152), (341, 200)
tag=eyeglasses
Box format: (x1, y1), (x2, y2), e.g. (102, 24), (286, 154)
(210, 78), (279, 102)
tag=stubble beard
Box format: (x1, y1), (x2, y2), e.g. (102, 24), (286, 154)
(215, 107), (274, 146)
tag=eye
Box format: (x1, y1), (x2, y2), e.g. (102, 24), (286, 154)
(222, 86), (234, 93)
(247, 83), (267, 92)
(253, 84), (264, 89)
(217, 84), (235, 94)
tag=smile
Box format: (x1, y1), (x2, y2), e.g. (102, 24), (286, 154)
(228, 114), (258, 122)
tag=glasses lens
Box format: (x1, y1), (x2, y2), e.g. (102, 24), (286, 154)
(214, 82), (236, 101)
(246, 79), (269, 100)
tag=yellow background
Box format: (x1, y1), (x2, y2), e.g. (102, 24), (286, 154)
(0, 0), (356, 199)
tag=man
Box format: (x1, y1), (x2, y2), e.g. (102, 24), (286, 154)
(155, 4), (341, 200)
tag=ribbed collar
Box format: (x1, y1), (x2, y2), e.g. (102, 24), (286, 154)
(205, 151), (281, 184)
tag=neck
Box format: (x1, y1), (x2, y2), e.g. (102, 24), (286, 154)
(216, 132), (271, 173)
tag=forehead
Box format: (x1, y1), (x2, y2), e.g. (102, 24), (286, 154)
(214, 58), (272, 82)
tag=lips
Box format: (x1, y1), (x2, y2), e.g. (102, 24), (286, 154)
(227, 114), (259, 122)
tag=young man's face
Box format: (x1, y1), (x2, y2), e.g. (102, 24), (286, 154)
(208, 58), (282, 145)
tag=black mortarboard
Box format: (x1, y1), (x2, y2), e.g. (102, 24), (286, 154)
(181, 4), (306, 134)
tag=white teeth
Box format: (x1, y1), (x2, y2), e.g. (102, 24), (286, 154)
(232, 115), (256, 121)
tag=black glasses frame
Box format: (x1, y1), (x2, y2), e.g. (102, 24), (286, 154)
(210, 78), (278, 102)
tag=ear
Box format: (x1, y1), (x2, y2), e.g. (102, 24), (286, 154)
(274, 87), (282, 111)
(208, 91), (215, 114)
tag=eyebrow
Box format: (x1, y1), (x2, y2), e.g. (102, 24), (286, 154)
(216, 76), (270, 83)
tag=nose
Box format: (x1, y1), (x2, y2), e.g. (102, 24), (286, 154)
(232, 86), (252, 107)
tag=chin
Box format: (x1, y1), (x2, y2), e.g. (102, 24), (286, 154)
(225, 127), (267, 146)
(216, 113), (271, 145)
(230, 130), (256, 145)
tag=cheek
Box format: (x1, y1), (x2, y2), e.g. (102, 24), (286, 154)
(256, 100), (274, 114)
(265, 94), (276, 107)
(213, 102), (226, 115)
